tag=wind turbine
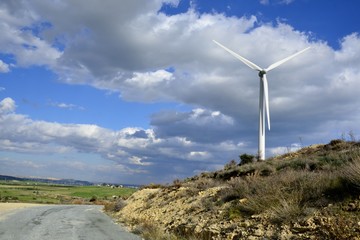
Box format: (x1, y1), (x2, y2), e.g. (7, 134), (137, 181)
(213, 40), (310, 160)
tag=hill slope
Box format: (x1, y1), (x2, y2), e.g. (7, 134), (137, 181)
(113, 140), (360, 239)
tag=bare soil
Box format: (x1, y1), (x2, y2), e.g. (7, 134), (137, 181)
(0, 203), (44, 220)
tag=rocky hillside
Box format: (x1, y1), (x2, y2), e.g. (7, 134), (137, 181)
(112, 140), (360, 240)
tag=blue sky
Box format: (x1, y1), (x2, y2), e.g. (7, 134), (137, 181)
(1, 0), (360, 184)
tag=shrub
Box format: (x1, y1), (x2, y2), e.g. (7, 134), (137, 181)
(218, 177), (248, 203)
(236, 175), (281, 215)
(185, 178), (221, 192)
(239, 154), (255, 165)
(224, 160), (238, 170)
(267, 196), (304, 223)
(104, 199), (127, 212)
(319, 155), (348, 167)
(89, 195), (97, 202)
(275, 158), (320, 172)
(229, 169), (346, 223)
(341, 157), (360, 191)
(173, 179), (183, 188)
(141, 183), (165, 189)
(226, 205), (242, 220)
(132, 220), (179, 240)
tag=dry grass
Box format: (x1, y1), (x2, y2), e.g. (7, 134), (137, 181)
(223, 169), (349, 223)
(131, 220), (198, 240)
(342, 156), (360, 190)
(166, 140), (360, 225)
(183, 178), (222, 194)
(103, 199), (127, 212)
(216, 150), (356, 223)
(71, 199), (85, 204)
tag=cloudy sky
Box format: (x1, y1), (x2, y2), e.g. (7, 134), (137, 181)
(0, 0), (359, 184)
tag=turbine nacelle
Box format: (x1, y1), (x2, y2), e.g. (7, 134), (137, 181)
(258, 70), (266, 78)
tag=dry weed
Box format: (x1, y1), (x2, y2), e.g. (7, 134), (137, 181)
(103, 199), (127, 212)
(342, 156), (360, 190)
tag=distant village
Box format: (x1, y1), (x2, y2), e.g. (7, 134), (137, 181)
(97, 183), (124, 188)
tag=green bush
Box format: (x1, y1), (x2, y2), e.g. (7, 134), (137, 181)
(224, 160), (238, 170)
(239, 154), (255, 165)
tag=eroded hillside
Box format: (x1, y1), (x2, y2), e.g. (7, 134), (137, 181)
(110, 140), (360, 240)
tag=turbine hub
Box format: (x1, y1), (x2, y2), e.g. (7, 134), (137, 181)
(258, 70), (266, 77)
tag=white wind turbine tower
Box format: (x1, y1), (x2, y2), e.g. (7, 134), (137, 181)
(213, 40), (310, 160)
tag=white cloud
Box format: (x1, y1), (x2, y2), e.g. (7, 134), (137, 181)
(122, 70), (175, 101)
(125, 70), (174, 88)
(0, 1), (62, 69)
(335, 33), (360, 63)
(0, 97), (16, 114)
(48, 101), (85, 110)
(0, 60), (10, 72)
(260, 0), (295, 5)
(0, 157), (45, 170)
(57, 103), (77, 109)
(188, 151), (212, 160)
(279, 0), (295, 4)
(0, 97), (242, 182)
(0, 103), (114, 153)
(270, 143), (301, 156)
(129, 156), (152, 166)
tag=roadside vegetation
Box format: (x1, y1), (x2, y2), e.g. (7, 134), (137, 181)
(113, 139), (360, 239)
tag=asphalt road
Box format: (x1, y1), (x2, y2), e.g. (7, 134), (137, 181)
(0, 205), (142, 240)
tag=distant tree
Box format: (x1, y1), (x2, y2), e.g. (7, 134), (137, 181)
(239, 153), (255, 165)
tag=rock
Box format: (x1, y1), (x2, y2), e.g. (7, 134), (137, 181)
(265, 229), (275, 237)
(240, 220), (251, 228)
(291, 221), (317, 234)
(229, 233), (242, 240)
(343, 202), (358, 211)
(239, 198), (247, 203)
(348, 202), (357, 211)
(253, 228), (264, 236)
(250, 214), (262, 220)
(291, 226), (309, 233)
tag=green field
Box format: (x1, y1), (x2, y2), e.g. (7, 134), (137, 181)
(0, 181), (137, 204)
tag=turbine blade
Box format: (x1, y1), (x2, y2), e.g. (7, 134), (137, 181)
(265, 47), (311, 72)
(213, 40), (262, 71)
(263, 74), (270, 130)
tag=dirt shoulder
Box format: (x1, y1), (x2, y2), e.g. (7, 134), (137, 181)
(0, 203), (44, 220)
